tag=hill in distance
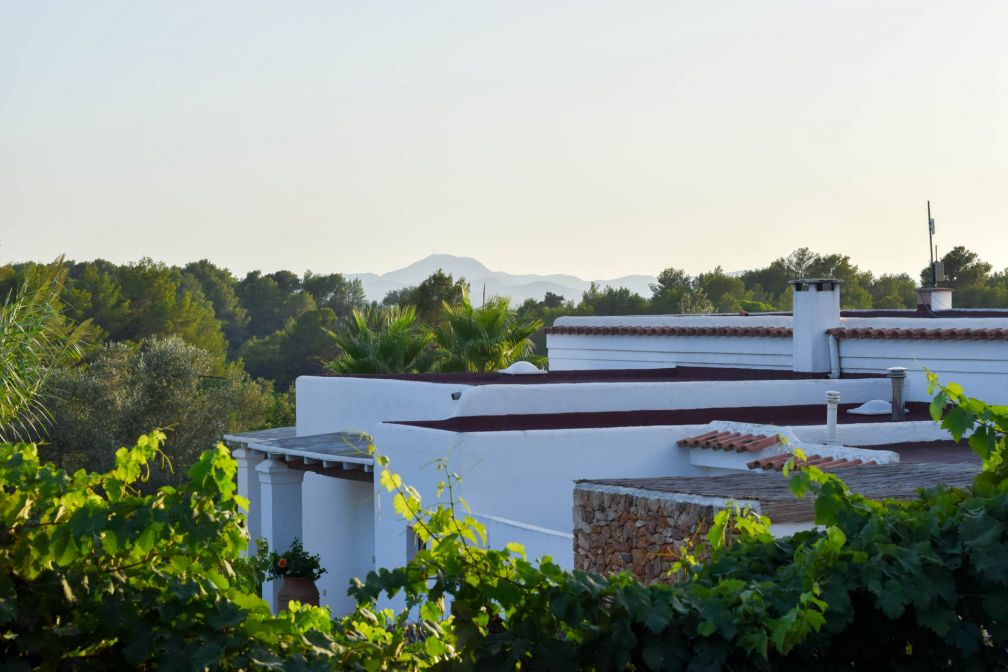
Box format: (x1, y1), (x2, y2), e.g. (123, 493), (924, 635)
(349, 254), (656, 304)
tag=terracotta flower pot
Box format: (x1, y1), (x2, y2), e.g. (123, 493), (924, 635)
(277, 576), (320, 610)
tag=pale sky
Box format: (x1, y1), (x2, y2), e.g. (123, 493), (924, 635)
(1, 1), (1006, 280)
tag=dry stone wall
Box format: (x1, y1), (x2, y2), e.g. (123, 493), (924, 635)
(573, 484), (722, 583)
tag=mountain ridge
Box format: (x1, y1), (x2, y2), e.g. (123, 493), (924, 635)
(349, 254), (656, 304)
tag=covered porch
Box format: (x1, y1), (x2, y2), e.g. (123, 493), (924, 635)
(224, 428), (376, 614)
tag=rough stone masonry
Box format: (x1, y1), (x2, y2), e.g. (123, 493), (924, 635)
(573, 484), (721, 584)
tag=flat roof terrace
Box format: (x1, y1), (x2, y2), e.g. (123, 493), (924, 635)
(341, 366), (881, 386)
(578, 461), (979, 523)
(393, 402), (932, 433)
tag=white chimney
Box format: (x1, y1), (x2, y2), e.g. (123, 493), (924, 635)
(790, 279), (842, 373)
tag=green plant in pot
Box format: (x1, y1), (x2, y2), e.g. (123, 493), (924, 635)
(267, 538), (327, 611)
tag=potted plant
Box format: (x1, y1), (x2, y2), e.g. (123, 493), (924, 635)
(267, 538), (326, 611)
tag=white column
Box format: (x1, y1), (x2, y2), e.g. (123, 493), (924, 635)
(256, 458), (305, 612)
(231, 447), (265, 556)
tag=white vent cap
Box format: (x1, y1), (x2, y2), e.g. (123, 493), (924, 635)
(498, 361), (546, 375)
(847, 399), (892, 416)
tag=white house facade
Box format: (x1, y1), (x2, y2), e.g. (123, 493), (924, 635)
(226, 279), (1007, 614)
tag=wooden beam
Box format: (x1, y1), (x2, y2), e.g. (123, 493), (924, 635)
(286, 459), (373, 482)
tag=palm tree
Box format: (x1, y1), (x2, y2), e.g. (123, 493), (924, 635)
(431, 297), (544, 373)
(324, 305), (435, 374)
(0, 260), (90, 442)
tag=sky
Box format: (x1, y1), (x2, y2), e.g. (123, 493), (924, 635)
(1, 1), (1006, 280)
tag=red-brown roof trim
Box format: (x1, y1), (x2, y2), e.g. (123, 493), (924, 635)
(829, 327), (1008, 341)
(545, 325), (793, 338)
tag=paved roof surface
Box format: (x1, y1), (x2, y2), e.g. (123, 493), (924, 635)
(224, 428), (373, 465)
(394, 402), (932, 433)
(577, 462), (979, 522)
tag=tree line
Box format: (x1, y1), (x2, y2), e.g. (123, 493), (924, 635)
(2, 245), (1005, 388)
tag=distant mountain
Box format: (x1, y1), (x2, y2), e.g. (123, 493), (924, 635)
(349, 254), (656, 304)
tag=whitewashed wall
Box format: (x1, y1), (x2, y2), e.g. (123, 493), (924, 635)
(368, 420), (736, 602)
(548, 334), (793, 371)
(301, 475), (375, 615)
(454, 378), (890, 416)
(548, 315), (793, 371)
(295, 376), (470, 436)
(473, 513), (574, 567)
(834, 331), (1008, 405)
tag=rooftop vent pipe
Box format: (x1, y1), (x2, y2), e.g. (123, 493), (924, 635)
(825, 390), (840, 445)
(886, 367), (907, 421)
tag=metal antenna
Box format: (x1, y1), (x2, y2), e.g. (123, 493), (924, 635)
(927, 201), (936, 286)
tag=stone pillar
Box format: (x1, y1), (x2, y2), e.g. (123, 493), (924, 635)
(232, 447), (265, 557)
(256, 458), (305, 612)
(790, 279), (842, 373)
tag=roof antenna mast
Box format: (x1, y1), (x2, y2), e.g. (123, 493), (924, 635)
(927, 200), (936, 287)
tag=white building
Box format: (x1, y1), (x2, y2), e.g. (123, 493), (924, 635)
(226, 280), (1007, 613)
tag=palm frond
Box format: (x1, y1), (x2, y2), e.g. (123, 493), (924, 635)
(0, 258), (90, 442)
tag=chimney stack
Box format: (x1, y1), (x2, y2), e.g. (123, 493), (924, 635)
(790, 279), (842, 373)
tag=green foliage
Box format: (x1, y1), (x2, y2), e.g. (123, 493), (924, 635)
(44, 337), (279, 490)
(649, 268), (715, 314)
(302, 271), (367, 317)
(237, 270), (317, 340)
(580, 283), (651, 316)
(383, 269), (469, 325)
(4, 381), (1008, 669)
(324, 305), (435, 375)
(667, 500), (773, 580)
(431, 297), (544, 373)
(268, 538), (328, 581)
(921, 245), (993, 290)
(0, 431), (350, 670)
(0, 260), (92, 442)
(241, 309), (341, 388)
(108, 258), (229, 366)
(183, 260), (251, 356)
(927, 372), (1008, 487)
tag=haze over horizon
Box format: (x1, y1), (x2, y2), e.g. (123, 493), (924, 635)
(2, 1), (1006, 279)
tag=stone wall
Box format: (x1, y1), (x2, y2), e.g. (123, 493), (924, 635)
(573, 484), (723, 583)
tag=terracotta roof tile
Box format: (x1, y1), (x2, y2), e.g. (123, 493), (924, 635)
(746, 454), (876, 471)
(829, 327), (1008, 341)
(546, 325), (793, 338)
(677, 431), (781, 453)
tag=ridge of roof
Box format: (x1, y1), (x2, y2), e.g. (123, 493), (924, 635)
(829, 327), (1008, 341)
(545, 325), (792, 337)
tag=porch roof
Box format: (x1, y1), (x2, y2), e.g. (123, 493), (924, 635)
(224, 427), (374, 480)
